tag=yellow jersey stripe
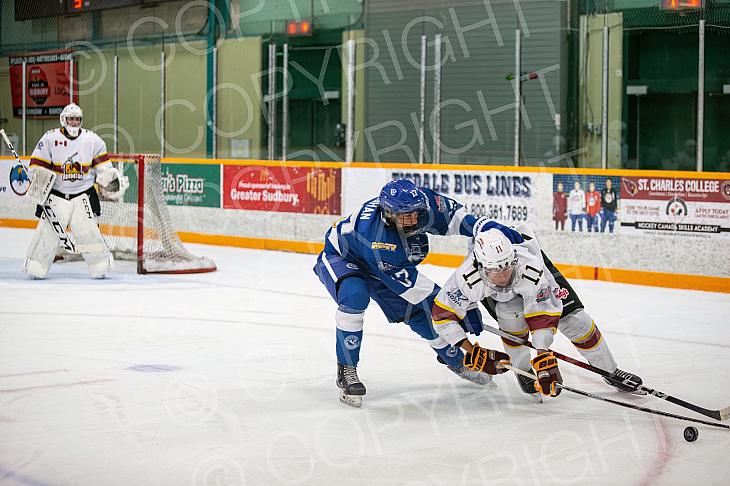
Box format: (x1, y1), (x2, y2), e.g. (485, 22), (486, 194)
(524, 311), (562, 319)
(573, 320), (596, 343)
(30, 155), (52, 164)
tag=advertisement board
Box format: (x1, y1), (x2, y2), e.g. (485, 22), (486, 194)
(620, 176), (730, 238)
(223, 165), (341, 214)
(9, 50), (77, 118)
(0, 158), (31, 200)
(343, 168), (536, 226)
(160, 164), (220, 207)
(552, 174), (620, 234)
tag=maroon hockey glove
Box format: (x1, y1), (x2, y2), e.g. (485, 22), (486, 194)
(463, 343), (510, 375)
(531, 351), (562, 397)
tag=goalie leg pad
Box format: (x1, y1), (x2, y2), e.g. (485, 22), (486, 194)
(24, 194), (74, 278)
(69, 194), (114, 278)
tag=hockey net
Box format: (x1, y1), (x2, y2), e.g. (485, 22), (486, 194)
(98, 153), (216, 274)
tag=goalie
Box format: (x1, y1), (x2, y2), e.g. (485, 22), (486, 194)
(24, 103), (129, 279)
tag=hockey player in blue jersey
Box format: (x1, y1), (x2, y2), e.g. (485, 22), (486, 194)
(313, 178), (519, 407)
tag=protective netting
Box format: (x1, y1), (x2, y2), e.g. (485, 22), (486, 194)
(100, 154), (216, 274)
(580, 1), (730, 32)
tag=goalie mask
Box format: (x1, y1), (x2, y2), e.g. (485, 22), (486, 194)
(60, 103), (83, 137)
(379, 179), (431, 236)
(473, 228), (521, 293)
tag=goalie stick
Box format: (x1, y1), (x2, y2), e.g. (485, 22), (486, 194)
(502, 364), (729, 430)
(481, 322), (730, 421)
(0, 128), (76, 252)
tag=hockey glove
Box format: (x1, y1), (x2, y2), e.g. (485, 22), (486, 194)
(531, 351), (562, 397)
(473, 218), (524, 244)
(463, 343), (510, 375)
(96, 166), (130, 201)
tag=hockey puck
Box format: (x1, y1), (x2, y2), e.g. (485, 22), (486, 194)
(683, 426), (699, 442)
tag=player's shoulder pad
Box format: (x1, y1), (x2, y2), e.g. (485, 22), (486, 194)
(457, 254), (483, 290)
(356, 197), (380, 221)
(82, 128), (102, 139)
(513, 223), (536, 240)
(516, 244), (541, 265)
(419, 186), (436, 202)
(422, 188), (455, 214)
(515, 247), (548, 293)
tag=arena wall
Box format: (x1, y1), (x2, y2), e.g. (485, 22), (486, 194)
(1, 156), (729, 292)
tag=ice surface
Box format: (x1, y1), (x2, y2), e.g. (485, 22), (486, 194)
(0, 227), (729, 486)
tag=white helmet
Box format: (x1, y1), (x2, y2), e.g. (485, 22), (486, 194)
(473, 228), (520, 292)
(60, 103), (83, 137)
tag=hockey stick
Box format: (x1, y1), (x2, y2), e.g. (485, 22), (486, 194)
(481, 322), (730, 421)
(0, 128), (76, 252)
(502, 364), (730, 430)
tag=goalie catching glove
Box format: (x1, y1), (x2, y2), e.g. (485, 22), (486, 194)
(463, 343), (510, 375)
(531, 351), (562, 397)
(96, 165), (129, 201)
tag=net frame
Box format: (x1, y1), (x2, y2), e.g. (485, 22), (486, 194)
(104, 153), (217, 274)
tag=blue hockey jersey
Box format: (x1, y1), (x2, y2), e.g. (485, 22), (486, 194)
(321, 188), (477, 305)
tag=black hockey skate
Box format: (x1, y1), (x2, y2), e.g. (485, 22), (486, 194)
(603, 368), (645, 395)
(337, 363), (366, 408)
(516, 370), (542, 403)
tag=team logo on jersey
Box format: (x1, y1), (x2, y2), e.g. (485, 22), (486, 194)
(344, 335), (360, 350)
(61, 152), (83, 181)
(434, 195), (446, 213)
(377, 261), (395, 272)
(9, 163), (30, 196)
(371, 242), (397, 251)
(346, 263), (359, 270)
(446, 345), (459, 358)
(535, 286), (551, 302)
(553, 287), (569, 300)
(446, 288), (468, 305)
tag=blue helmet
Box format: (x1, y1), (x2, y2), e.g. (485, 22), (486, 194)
(379, 179), (431, 235)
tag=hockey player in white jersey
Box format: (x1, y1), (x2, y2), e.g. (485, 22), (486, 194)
(24, 103), (128, 279)
(431, 221), (643, 400)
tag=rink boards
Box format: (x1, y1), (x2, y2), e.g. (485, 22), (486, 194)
(1, 156), (729, 292)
